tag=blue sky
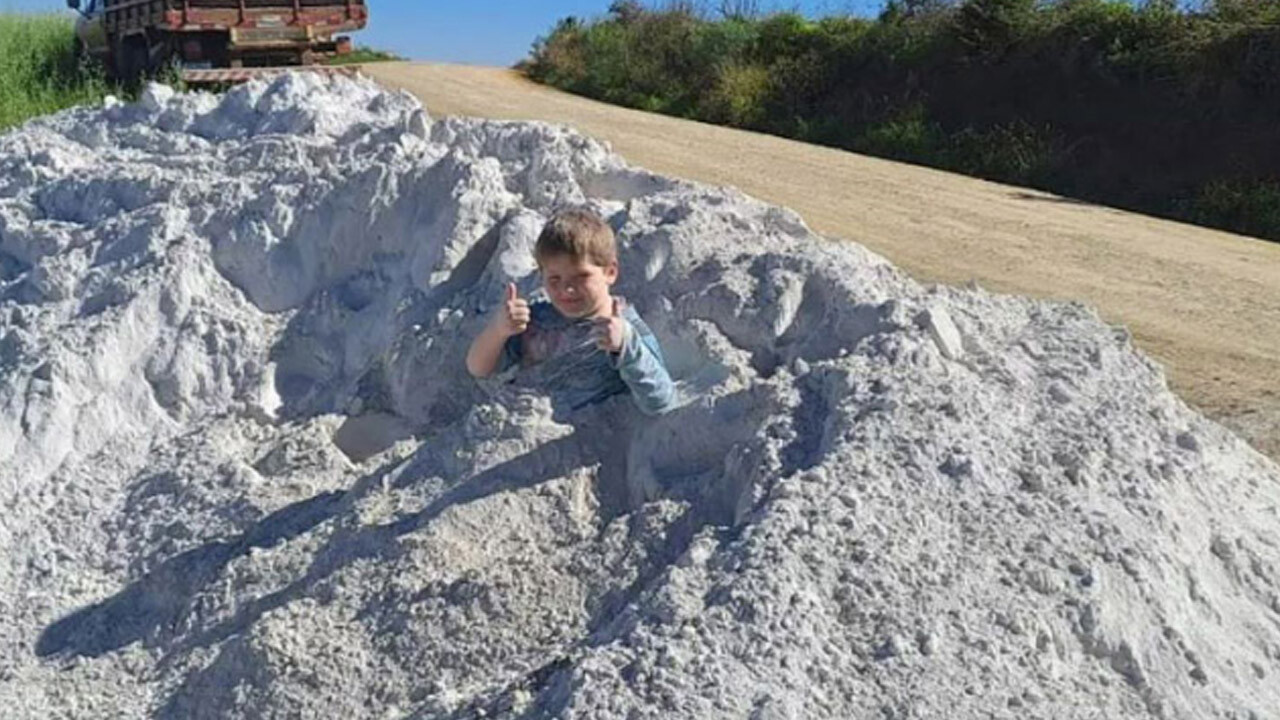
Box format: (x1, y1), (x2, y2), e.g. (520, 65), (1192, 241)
(7, 0), (886, 66)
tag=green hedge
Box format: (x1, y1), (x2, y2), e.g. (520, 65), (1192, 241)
(525, 0), (1280, 243)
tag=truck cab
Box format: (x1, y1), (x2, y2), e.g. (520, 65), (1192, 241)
(68, 0), (109, 61)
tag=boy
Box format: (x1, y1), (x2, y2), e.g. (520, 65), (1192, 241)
(465, 209), (675, 416)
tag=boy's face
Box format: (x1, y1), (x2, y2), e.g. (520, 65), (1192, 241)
(539, 253), (618, 319)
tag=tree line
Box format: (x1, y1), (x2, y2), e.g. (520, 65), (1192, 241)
(525, 0), (1280, 242)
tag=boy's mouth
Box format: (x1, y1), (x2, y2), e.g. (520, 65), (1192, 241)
(559, 298), (602, 319)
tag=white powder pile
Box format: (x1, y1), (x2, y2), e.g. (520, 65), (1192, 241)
(1, 74), (1277, 719)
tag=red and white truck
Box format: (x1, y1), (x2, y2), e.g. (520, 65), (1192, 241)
(69, 0), (368, 82)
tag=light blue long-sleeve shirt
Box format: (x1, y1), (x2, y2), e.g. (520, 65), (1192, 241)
(499, 299), (675, 415)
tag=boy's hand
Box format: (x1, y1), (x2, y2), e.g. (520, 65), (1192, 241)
(493, 282), (530, 337)
(592, 297), (629, 353)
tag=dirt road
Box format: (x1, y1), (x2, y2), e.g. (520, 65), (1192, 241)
(365, 62), (1280, 461)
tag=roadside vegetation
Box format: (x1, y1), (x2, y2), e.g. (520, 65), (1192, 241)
(0, 13), (112, 132)
(525, 0), (1280, 243)
(325, 46), (404, 66)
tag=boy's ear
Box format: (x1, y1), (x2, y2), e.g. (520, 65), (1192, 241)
(604, 260), (619, 284)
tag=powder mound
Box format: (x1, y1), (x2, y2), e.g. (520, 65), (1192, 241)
(1, 74), (1278, 719)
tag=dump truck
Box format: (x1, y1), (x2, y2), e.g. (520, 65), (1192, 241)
(68, 0), (368, 83)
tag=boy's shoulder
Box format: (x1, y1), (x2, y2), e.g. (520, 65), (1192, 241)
(620, 301), (655, 334)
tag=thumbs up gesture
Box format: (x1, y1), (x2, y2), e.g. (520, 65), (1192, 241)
(493, 282), (530, 337)
(591, 296), (629, 353)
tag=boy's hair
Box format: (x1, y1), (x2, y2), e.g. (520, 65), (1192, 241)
(535, 209), (617, 267)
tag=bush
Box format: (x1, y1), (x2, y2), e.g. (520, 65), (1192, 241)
(953, 0), (1038, 56)
(945, 120), (1058, 185)
(1209, 0), (1280, 24)
(1189, 180), (1280, 240)
(704, 61), (770, 126)
(856, 104), (946, 162)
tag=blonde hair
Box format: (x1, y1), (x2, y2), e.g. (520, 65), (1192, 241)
(534, 209), (617, 267)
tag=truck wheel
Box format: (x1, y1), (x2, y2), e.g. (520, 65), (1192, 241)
(112, 37), (148, 85)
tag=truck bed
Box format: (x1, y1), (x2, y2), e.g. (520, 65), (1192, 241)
(190, 0), (365, 7)
(103, 0), (367, 37)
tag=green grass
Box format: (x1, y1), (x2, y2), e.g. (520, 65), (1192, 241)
(325, 47), (403, 66)
(0, 13), (112, 132)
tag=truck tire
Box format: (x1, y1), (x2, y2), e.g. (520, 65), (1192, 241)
(112, 36), (149, 85)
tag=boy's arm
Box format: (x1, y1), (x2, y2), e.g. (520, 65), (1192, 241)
(614, 316), (676, 416)
(466, 323), (513, 378)
(467, 283), (528, 378)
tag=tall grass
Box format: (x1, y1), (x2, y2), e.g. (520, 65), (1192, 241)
(0, 13), (111, 132)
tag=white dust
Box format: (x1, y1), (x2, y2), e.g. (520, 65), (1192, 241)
(1, 75), (1277, 719)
